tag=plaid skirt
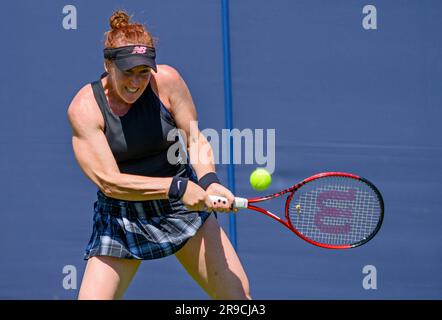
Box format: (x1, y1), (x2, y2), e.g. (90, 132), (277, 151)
(84, 166), (212, 260)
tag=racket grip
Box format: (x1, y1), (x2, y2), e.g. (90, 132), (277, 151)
(208, 195), (248, 209)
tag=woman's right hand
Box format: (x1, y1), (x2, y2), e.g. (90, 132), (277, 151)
(181, 181), (213, 212)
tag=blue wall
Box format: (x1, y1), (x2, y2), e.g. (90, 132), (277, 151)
(0, 0), (441, 299)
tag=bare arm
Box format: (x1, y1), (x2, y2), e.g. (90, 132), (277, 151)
(157, 66), (236, 211)
(159, 66), (216, 180)
(67, 85), (172, 201)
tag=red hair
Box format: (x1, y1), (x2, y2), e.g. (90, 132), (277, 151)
(104, 10), (154, 48)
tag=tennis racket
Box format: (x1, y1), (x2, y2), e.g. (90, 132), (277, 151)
(209, 172), (384, 249)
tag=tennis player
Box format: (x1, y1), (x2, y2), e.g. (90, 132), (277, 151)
(67, 10), (250, 300)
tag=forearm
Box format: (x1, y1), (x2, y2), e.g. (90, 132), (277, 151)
(99, 172), (173, 201)
(188, 131), (217, 180)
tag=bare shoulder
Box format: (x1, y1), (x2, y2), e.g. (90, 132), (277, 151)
(154, 64), (193, 103)
(155, 64), (183, 82)
(67, 83), (104, 134)
(153, 64), (188, 91)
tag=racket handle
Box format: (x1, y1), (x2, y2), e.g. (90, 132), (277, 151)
(208, 195), (248, 209)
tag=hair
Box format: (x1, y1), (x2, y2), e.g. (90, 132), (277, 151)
(104, 10), (155, 48)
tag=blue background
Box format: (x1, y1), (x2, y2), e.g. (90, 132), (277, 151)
(0, 0), (441, 299)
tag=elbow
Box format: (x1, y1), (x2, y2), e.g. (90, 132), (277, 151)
(96, 172), (120, 198)
(100, 182), (115, 198)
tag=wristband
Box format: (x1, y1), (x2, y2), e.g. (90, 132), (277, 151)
(168, 176), (189, 200)
(198, 172), (220, 191)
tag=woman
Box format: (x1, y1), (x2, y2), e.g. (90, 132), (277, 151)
(67, 10), (251, 300)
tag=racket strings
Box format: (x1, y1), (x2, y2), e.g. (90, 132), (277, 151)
(288, 177), (382, 246)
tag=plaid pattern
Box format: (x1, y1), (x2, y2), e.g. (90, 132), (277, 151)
(84, 191), (212, 260)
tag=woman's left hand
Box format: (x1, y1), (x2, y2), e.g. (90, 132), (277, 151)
(205, 183), (238, 213)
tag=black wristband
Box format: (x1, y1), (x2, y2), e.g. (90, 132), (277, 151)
(198, 172), (220, 191)
(168, 176), (189, 200)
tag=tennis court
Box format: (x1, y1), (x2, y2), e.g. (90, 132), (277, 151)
(0, 0), (441, 299)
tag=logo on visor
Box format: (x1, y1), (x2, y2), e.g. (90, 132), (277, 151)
(132, 46), (147, 54)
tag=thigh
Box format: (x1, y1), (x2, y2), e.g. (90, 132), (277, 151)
(175, 214), (251, 300)
(78, 256), (141, 300)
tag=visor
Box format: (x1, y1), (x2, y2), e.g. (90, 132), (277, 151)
(104, 45), (157, 72)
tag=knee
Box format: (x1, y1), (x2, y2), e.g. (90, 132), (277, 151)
(78, 290), (117, 300)
(238, 279), (252, 300)
(215, 287), (252, 300)
(242, 282), (252, 300)
(213, 277), (252, 300)
(78, 283), (117, 300)
(240, 290), (253, 300)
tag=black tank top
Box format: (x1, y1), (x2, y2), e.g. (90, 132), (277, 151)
(91, 78), (187, 177)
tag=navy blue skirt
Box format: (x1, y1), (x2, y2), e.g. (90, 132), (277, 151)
(84, 166), (212, 260)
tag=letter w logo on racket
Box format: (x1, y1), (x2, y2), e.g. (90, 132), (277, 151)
(314, 189), (356, 234)
(132, 46), (147, 54)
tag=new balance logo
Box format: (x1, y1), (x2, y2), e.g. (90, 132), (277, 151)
(177, 180), (182, 190)
(132, 46), (147, 54)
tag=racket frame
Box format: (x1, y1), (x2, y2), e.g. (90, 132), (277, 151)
(244, 172), (384, 249)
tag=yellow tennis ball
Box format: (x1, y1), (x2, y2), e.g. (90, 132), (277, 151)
(250, 168), (272, 191)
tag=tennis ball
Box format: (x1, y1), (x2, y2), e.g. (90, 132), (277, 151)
(249, 168), (272, 191)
